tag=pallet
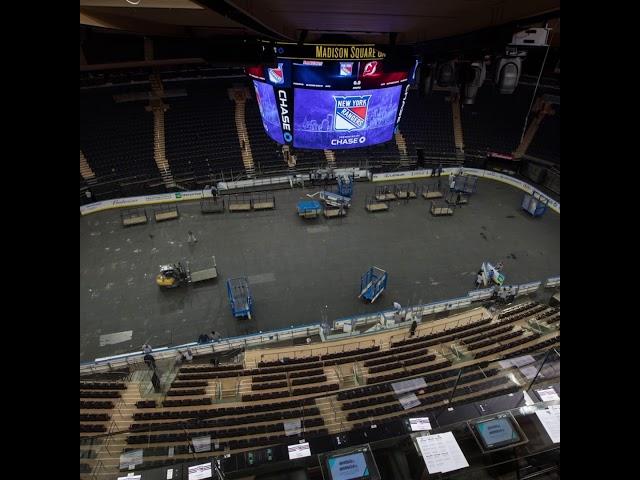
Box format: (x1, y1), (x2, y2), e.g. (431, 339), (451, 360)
(375, 193), (397, 201)
(366, 203), (389, 212)
(324, 208), (347, 218)
(252, 201), (275, 210)
(121, 214), (147, 227)
(422, 191), (443, 199)
(228, 203), (252, 212)
(396, 191), (417, 199)
(299, 210), (321, 219)
(430, 205), (454, 216)
(154, 209), (179, 222)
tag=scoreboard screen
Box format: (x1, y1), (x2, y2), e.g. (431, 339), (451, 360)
(247, 45), (418, 150)
(293, 86), (402, 149)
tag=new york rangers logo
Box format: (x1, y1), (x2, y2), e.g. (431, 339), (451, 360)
(268, 63), (284, 84)
(333, 95), (372, 131)
(339, 62), (353, 76)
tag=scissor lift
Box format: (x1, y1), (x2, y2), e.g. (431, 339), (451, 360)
(358, 267), (388, 303)
(226, 277), (253, 319)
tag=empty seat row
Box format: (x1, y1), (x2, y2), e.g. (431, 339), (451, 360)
(460, 325), (514, 345)
(292, 383), (339, 397)
(474, 334), (541, 358)
(321, 345), (380, 361)
(391, 318), (492, 347)
(546, 315), (561, 324)
(129, 408), (320, 432)
(166, 388), (206, 397)
(170, 380), (208, 389)
(80, 413), (110, 422)
(289, 368), (324, 379)
(258, 356), (320, 368)
(499, 335), (560, 360)
(80, 390), (121, 399)
(366, 360), (452, 384)
(251, 381), (288, 391)
(368, 353), (436, 374)
(127, 417), (325, 444)
(80, 424), (108, 433)
(133, 398), (316, 421)
(252, 373), (287, 383)
(535, 308), (560, 320)
(79, 382), (127, 390)
(179, 364), (243, 374)
(291, 375), (327, 386)
(162, 398), (212, 408)
(496, 305), (548, 325)
(80, 401), (114, 410)
(497, 302), (538, 319)
(364, 347), (430, 368)
(242, 390), (290, 402)
(467, 330), (524, 351)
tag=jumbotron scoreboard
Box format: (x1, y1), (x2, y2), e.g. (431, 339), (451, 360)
(246, 42), (419, 150)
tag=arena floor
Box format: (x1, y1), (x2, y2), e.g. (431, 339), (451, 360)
(80, 178), (560, 362)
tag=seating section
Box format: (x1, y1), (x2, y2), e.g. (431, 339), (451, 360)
(164, 80), (244, 180)
(80, 301), (559, 476)
(244, 96), (284, 173)
(80, 76), (559, 202)
(80, 91), (156, 182)
(400, 89), (456, 158)
(461, 84), (534, 155)
(528, 105), (560, 164)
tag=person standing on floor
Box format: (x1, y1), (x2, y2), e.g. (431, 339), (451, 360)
(476, 271), (484, 289)
(188, 230), (198, 243)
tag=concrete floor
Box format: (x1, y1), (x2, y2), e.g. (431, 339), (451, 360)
(80, 178), (560, 362)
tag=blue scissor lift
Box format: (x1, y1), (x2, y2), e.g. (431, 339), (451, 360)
(358, 266), (388, 303)
(337, 174), (355, 198)
(226, 277), (253, 319)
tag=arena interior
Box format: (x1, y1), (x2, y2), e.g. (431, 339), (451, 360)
(80, 2), (560, 479)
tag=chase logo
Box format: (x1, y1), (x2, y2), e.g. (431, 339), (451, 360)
(333, 95), (372, 131)
(268, 63), (284, 84)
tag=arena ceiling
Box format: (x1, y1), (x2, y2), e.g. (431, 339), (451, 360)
(79, 0), (560, 45)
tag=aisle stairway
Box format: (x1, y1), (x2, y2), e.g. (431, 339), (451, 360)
(80, 150), (96, 184)
(324, 149), (336, 169)
(451, 92), (465, 152)
(234, 98), (256, 177)
(149, 74), (174, 187)
(513, 98), (554, 159)
(394, 128), (410, 165)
